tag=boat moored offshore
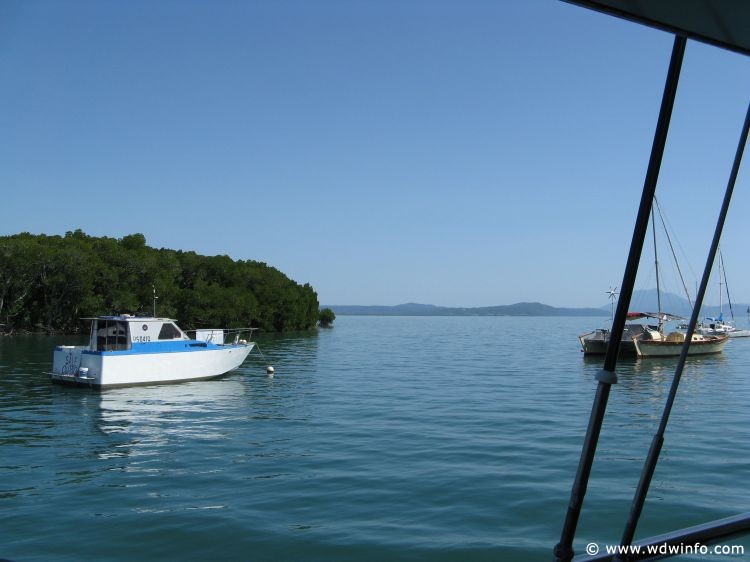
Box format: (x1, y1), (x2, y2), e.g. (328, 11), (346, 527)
(51, 316), (255, 388)
(632, 330), (729, 358)
(578, 311), (680, 355)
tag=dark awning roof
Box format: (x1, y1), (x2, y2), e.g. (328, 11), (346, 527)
(565, 0), (750, 57)
(627, 311), (685, 321)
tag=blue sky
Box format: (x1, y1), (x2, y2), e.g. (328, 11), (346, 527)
(1, 0), (749, 308)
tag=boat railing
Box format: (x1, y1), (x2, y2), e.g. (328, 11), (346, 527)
(185, 327), (258, 345)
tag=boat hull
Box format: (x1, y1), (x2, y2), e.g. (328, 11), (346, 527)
(51, 343), (254, 388)
(580, 336), (638, 355)
(579, 324), (652, 355)
(633, 335), (729, 357)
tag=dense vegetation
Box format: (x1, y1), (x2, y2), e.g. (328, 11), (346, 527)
(0, 231), (319, 334)
(318, 308), (336, 327)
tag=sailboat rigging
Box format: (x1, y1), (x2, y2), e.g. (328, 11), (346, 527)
(579, 198), (729, 357)
(695, 249), (750, 337)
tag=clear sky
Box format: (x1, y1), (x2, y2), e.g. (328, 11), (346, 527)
(1, 0), (749, 308)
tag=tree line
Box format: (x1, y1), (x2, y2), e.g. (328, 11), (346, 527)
(0, 231), (320, 334)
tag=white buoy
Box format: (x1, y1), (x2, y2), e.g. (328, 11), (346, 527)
(266, 366), (275, 376)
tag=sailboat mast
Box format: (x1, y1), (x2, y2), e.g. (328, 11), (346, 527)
(652, 206), (662, 318)
(719, 253), (723, 316)
(720, 250), (735, 321)
(654, 196), (693, 309)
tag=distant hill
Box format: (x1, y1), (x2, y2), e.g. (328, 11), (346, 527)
(603, 289), (750, 320)
(328, 292), (750, 320)
(601, 289), (692, 317)
(326, 302), (608, 317)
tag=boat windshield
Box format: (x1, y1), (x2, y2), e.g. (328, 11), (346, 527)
(95, 320), (131, 351)
(158, 322), (182, 340)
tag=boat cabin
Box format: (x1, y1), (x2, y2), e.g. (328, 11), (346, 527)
(87, 316), (188, 352)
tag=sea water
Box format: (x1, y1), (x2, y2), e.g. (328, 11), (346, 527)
(1, 316), (749, 561)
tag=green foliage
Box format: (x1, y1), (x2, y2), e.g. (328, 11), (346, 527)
(318, 307), (336, 327)
(0, 232), (319, 334)
(120, 233), (146, 251)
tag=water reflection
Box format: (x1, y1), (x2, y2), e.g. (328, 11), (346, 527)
(85, 329), (322, 465)
(581, 353), (727, 387)
(90, 377), (248, 462)
(578, 352), (734, 432)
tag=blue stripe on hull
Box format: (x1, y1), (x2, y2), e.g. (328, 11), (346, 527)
(83, 341), (247, 356)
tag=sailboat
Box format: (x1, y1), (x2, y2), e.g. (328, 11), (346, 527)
(632, 328), (728, 357)
(695, 251), (750, 337)
(579, 311), (681, 355)
(579, 201), (729, 357)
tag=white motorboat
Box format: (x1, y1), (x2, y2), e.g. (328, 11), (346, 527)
(695, 316), (750, 338)
(51, 316), (255, 388)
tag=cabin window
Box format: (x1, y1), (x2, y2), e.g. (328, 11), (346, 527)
(95, 320), (130, 351)
(158, 322), (182, 340)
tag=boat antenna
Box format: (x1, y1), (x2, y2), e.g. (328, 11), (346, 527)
(153, 285), (158, 317)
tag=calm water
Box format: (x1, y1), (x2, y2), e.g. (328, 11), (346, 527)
(1, 316), (749, 561)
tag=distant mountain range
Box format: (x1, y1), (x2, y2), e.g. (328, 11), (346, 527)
(325, 302), (608, 317)
(620, 289), (750, 320)
(325, 289), (750, 319)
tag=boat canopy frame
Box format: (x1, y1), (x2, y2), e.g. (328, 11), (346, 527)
(554, 2), (750, 561)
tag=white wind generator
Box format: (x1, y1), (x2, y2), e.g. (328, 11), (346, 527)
(606, 286), (618, 321)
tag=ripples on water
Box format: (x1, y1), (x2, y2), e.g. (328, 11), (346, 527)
(1, 317), (749, 561)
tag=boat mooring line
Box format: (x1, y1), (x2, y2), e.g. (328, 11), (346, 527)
(253, 342), (267, 361)
(252, 342), (275, 375)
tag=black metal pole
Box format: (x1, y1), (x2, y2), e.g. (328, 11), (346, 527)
(553, 35), (686, 562)
(620, 100), (750, 549)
